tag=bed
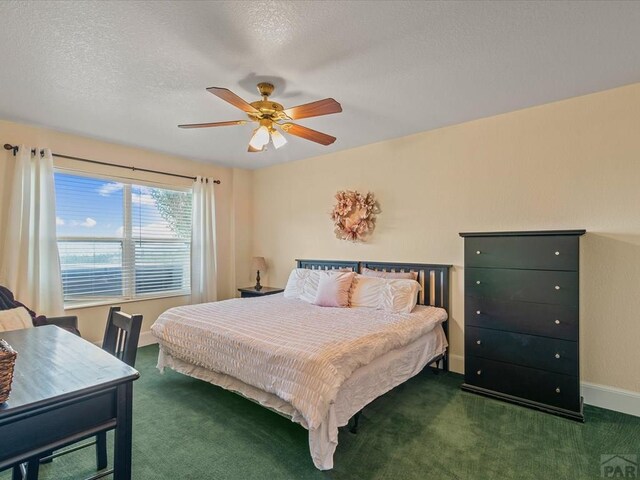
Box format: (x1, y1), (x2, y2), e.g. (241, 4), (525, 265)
(151, 260), (450, 470)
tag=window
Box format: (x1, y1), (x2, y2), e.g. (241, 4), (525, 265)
(54, 172), (192, 307)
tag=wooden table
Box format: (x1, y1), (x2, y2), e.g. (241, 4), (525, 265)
(0, 326), (139, 479)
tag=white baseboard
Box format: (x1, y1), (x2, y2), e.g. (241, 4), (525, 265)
(449, 354), (464, 374)
(449, 358), (640, 418)
(581, 382), (640, 418)
(138, 330), (158, 347)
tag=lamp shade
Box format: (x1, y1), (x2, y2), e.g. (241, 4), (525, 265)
(249, 126), (270, 150)
(271, 129), (287, 149)
(251, 256), (267, 272)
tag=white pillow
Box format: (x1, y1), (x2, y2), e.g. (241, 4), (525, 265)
(313, 271), (356, 308)
(350, 275), (386, 308)
(0, 307), (34, 332)
(284, 268), (357, 304)
(283, 268), (311, 299)
(380, 278), (422, 313)
(283, 268), (328, 303)
(350, 275), (421, 313)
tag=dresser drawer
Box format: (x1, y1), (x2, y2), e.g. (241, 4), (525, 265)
(465, 235), (579, 271)
(465, 356), (580, 412)
(465, 297), (578, 340)
(465, 326), (577, 375)
(465, 267), (578, 306)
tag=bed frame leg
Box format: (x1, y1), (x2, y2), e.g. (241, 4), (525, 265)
(349, 410), (362, 434)
(430, 355), (445, 375)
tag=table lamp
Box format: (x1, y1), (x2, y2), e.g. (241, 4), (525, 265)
(251, 256), (267, 291)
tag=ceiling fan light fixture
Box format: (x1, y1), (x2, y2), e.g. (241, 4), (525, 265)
(249, 125), (270, 150)
(271, 128), (287, 149)
(180, 83), (341, 152)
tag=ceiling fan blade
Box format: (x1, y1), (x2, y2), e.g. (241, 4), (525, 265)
(280, 123), (336, 146)
(178, 120), (247, 129)
(207, 87), (259, 114)
(283, 98), (342, 120)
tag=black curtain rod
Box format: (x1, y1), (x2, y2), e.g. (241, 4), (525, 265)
(3, 143), (221, 184)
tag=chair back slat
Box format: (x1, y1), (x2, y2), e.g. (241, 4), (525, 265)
(102, 306), (143, 367)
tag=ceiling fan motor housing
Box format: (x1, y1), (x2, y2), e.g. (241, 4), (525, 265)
(249, 93), (286, 121)
(257, 82), (275, 98)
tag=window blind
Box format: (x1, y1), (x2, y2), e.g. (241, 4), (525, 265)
(54, 172), (192, 306)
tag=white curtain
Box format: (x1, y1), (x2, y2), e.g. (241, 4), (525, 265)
(0, 145), (64, 315)
(191, 176), (217, 304)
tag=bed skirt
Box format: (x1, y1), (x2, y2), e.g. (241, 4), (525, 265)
(156, 324), (446, 470)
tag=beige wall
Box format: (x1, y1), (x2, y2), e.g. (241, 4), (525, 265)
(252, 82), (640, 393)
(0, 119), (253, 342)
(2, 82), (639, 393)
(231, 167), (254, 289)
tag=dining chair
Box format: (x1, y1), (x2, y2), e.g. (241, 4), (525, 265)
(22, 307), (142, 480)
(94, 307), (143, 472)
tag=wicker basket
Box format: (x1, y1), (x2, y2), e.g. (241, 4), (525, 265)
(0, 339), (17, 404)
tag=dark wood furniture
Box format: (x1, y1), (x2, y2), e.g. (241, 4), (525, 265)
(102, 307), (144, 368)
(31, 307), (144, 478)
(95, 308), (143, 473)
(238, 286), (284, 298)
(459, 230), (585, 421)
(296, 259), (359, 271)
(0, 326), (139, 479)
(296, 259), (451, 371)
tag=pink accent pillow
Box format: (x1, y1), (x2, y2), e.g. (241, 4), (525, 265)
(361, 267), (418, 280)
(313, 272), (355, 308)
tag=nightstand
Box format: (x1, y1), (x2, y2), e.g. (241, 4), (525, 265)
(238, 286), (284, 298)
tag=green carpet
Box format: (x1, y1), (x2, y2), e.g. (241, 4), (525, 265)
(3, 344), (639, 479)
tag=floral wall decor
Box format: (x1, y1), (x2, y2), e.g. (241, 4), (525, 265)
(330, 190), (380, 242)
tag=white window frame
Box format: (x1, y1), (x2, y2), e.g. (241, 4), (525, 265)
(55, 169), (192, 309)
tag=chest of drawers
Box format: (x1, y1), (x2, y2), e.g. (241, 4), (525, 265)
(459, 230), (585, 421)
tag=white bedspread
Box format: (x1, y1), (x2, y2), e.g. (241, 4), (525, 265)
(156, 325), (446, 470)
(151, 294), (447, 431)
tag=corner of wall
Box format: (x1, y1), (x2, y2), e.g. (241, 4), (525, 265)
(231, 168), (254, 296)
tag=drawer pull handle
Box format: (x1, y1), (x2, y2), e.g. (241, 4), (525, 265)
(476, 280), (481, 285)
(476, 250), (481, 255)
(477, 370), (482, 375)
(476, 310), (481, 315)
(555, 387), (561, 394)
(555, 319), (560, 325)
(555, 285), (560, 290)
(555, 251), (560, 256)
(476, 340), (482, 345)
(555, 353), (561, 359)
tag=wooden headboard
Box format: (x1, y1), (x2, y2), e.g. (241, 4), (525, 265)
(296, 259), (451, 370)
(295, 259), (359, 272)
(296, 259), (450, 310)
(359, 261), (450, 311)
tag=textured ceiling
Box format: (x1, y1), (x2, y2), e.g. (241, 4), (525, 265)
(1, 1), (640, 169)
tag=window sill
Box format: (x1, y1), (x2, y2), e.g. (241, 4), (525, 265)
(63, 292), (191, 311)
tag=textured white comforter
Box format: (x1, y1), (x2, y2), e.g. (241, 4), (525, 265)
(151, 294), (447, 430)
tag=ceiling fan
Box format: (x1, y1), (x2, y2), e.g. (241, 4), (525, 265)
(179, 83), (342, 152)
